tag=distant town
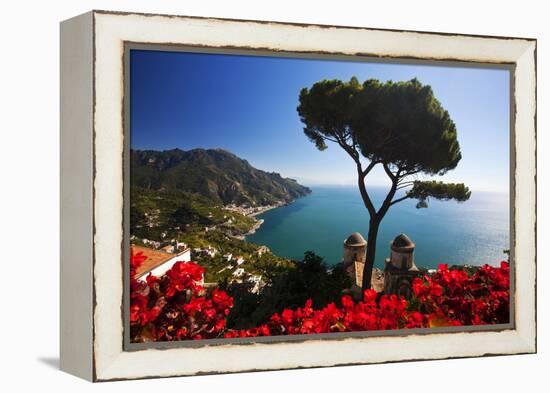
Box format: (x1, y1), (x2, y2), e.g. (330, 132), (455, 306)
(132, 235), (270, 294)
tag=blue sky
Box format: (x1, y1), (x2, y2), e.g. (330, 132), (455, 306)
(130, 49), (510, 193)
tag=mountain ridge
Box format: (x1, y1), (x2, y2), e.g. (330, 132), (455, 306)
(131, 148), (311, 206)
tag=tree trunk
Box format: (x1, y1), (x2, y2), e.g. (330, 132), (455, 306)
(362, 217), (380, 291)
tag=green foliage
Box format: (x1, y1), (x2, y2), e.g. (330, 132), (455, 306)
(407, 180), (471, 208)
(130, 187), (256, 241)
(354, 79), (462, 175)
(252, 252), (296, 282)
(298, 78), (462, 175)
(298, 77), (361, 151)
(131, 148), (311, 206)
(190, 233), (293, 282)
(225, 251), (351, 329)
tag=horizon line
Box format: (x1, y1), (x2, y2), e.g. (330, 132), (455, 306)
(299, 183), (509, 195)
(130, 146), (509, 195)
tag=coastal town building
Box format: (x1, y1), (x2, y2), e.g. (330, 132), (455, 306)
(175, 241), (188, 251)
(247, 275), (264, 294)
(139, 238), (162, 249)
(160, 241), (189, 254)
(132, 244), (196, 283)
(192, 246), (218, 258)
(255, 245), (270, 256)
(383, 233), (422, 299)
(232, 268), (246, 277)
(160, 244), (175, 253)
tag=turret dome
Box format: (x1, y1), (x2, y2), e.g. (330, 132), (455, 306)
(344, 232), (367, 247)
(391, 233), (415, 252)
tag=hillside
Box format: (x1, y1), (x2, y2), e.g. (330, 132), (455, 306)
(131, 187), (260, 241)
(131, 148), (311, 206)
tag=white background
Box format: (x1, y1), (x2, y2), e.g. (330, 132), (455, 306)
(0, 0), (546, 391)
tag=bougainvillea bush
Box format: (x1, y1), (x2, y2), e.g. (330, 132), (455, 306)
(130, 250), (233, 341)
(130, 248), (510, 342)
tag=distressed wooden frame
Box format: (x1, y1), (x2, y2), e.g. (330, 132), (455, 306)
(60, 10), (537, 382)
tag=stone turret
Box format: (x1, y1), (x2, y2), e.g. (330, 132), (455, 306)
(384, 233), (422, 299)
(388, 233), (416, 269)
(342, 232), (367, 290)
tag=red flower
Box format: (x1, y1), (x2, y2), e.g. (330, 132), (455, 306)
(281, 309), (294, 326)
(224, 330), (238, 338)
(363, 289), (377, 304)
(212, 288), (234, 309)
(341, 295), (354, 309)
(130, 247), (509, 342)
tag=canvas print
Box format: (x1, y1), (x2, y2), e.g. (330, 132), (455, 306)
(128, 49), (511, 343)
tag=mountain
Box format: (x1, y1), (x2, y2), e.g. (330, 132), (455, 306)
(131, 148), (311, 206)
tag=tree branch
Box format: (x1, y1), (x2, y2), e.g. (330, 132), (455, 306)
(400, 168), (422, 177)
(322, 136), (339, 144)
(321, 127), (383, 220)
(396, 181), (415, 191)
(376, 172), (400, 219)
(357, 167), (377, 217)
(382, 162), (396, 181)
(330, 132), (379, 218)
(390, 194), (411, 206)
(363, 159), (379, 176)
(377, 189), (396, 218)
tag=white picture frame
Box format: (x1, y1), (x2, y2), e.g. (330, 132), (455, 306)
(60, 10), (536, 382)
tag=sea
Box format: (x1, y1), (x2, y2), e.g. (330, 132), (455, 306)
(246, 186), (509, 269)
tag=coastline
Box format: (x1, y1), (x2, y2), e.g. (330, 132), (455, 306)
(238, 199), (294, 240)
(233, 218), (265, 240)
(247, 218), (264, 235)
(248, 203), (283, 217)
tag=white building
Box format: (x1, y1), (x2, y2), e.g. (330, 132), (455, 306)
(247, 275), (264, 294)
(256, 245), (270, 256)
(232, 268), (245, 277)
(141, 238), (162, 249)
(204, 246), (217, 257)
(176, 241), (188, 250)
(133, 245), (197, 283)
(192, 246), (218, 259)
